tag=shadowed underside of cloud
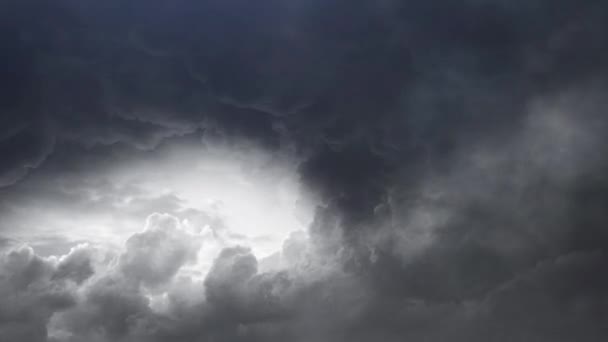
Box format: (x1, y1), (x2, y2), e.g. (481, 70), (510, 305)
(0, 211), (606, 342)
(1, 0), (608, 341)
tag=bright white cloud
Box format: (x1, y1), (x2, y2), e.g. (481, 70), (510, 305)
(0, 141), (315, 262)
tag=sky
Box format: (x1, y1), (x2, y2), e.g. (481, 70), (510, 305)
(1, 0), (608, 341)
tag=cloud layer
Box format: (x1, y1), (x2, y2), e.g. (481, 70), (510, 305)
(2, 0), (608, 341)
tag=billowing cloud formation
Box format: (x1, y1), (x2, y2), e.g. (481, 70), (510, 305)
(0, 245), (94, 342)
(119, 213), (201, 287)
(2, 0), (608, 341)
(1, 207), (608, 342)
(2, 203), (602, 342)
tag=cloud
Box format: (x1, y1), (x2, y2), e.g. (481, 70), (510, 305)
(0, 211), (341, 342)
(0, 208), (605, 342)
(0, 245), (87, 342)
(2, 0), (608, 341)
(119, 213), (202, 288)
(52, 244), (96, 284)
(0, 125), (55, 187)
(472, 251), (608, 342)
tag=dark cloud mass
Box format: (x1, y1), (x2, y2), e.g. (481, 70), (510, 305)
(2, 0), (608, 341)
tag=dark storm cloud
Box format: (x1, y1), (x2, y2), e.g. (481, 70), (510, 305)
(0, 124), (54, 187)
(473, 250), (608, 342)
(2, 0), (608, 341)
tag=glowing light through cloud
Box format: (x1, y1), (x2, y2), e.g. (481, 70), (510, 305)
(1, 140), (315, 274)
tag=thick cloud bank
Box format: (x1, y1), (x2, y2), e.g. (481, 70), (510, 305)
(2, 0), (608, 341)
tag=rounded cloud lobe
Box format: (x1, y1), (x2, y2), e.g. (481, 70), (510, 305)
(0, 245), (93, 342)
(119, 213), (202, 288)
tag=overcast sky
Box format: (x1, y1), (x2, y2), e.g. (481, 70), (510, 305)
(2, 1), (608, 341)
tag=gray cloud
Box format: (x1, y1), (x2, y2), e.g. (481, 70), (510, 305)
(119, 213), (202, 288)
(52, 244), (96, 284)
(2, 0), (608, 341)
(0, 245), (87, 342)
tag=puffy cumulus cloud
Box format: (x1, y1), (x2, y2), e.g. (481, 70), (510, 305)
(202, 247), (293, 331)
(0, 209), (355, 342)
(48, 274), (154, 342)
(45, 214), (202, 342)
(52, 244), (97, 285)
(119, 213), (202, 288)
(1, 207), (607, 342)
(0, 244), (96, 342)
(38, 218), (309, 342)
(204, 247), (259, 303)
(0, 212), (201, 342)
